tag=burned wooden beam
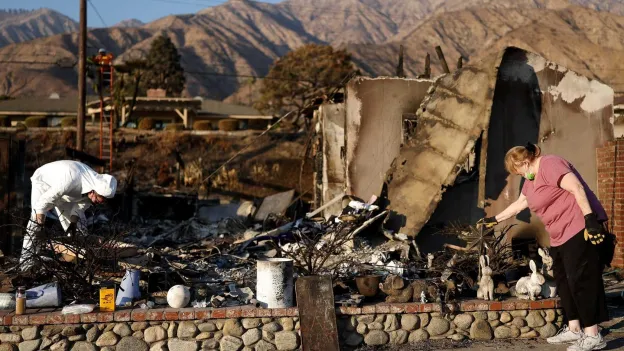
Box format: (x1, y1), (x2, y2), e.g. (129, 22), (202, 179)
(435, 46), (451, 74)
(424, 53), (431, 78)
(296, 276), (340, 351)
(396, 45), (406, 78)
(457, 56), (464, 70)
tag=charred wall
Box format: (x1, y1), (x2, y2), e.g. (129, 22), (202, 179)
(385, 57), (501, 237)
(320, 104), (346, 217)
(344, 77), (433, 202)
(484, 48), (615, 247)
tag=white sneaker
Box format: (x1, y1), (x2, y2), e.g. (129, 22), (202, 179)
(547, 325), (583, 344)
(567, 333), (607, 351)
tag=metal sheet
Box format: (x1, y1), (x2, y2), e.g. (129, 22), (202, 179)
(253, 190), (295, 221)
(296, 276), (340, 351)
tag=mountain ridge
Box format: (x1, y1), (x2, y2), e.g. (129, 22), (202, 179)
(1, 0), (624, 99)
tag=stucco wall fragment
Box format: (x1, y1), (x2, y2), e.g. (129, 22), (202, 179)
(320, 103), (346, 217)
(344, 77), (433, 202)
(386, 58), (501, 237)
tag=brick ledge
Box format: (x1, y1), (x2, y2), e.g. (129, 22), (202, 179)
(0, 298), (560, 326)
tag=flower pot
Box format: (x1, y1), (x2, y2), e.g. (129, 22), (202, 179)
(355, 275), (382, 297)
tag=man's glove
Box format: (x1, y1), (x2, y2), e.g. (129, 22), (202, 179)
(476, 217), (498, 230)
(584, 213), (605, 245)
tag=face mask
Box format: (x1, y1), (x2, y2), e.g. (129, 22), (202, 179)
(523, 163), (535, 181)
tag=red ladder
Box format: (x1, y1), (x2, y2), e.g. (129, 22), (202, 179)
(98, 64), (114, 172)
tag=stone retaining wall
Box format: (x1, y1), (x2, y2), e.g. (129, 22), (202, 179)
(0, 318), (301, 351)
(0, 298), (561, 350)
(337, 308), (564, 347)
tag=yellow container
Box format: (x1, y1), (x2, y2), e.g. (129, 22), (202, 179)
(99, 285), (115, 312)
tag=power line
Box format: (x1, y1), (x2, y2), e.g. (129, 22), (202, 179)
(199, 70), (357, 185)
(145, 0), (402, 18)
(0, 58), (320, 82)
(148, 0), (208, 6)
(87, 0), (108, 27)
(184, 70), (310, 82)
(0, 60), (58, 65)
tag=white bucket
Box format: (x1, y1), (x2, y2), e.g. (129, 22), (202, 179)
(26, 282), (62, 308)
(256, 258), (294, 308)
(116, 269), (141, 306)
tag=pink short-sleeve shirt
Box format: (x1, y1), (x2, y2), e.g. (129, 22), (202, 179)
(521, 155), (608, 247)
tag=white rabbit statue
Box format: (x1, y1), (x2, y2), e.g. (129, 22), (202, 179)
(515, 260), (545, 300)
(477, 255), (494, 301)
(538, 248), (557, 298)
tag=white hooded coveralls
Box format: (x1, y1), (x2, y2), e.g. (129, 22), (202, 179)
(20, 160), (117, 269)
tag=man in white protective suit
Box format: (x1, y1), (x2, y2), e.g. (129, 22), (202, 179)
(20, 160), (117, 271)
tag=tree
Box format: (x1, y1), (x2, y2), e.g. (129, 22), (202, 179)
(142, 35), (186, 97)
(113, 59), (149, 126)
(255, 44), (357, 119)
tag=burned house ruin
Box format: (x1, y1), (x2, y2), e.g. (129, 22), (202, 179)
(317, 46), (615, 250)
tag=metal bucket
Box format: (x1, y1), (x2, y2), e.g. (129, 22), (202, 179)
(256, 258), (294, 308)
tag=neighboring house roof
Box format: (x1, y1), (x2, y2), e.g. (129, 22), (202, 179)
(0, 95), (269, 118)
(0, 95), (100, 115)
(200, 99), (265, 117)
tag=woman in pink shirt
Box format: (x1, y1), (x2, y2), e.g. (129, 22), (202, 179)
(478, 143), (609, 351)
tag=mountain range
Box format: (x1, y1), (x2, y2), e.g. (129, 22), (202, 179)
(1, 0), (624, 101)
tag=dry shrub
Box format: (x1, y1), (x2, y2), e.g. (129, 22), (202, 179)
(218, 119), (238, 131)
(211, 167), (241, 191)
(40, 131), (50, 146)
(60, 117), (77, 127)
(184, 158), (203, 186)
(62, 131), (76, 147)
(0, 116), (9, 127)
(156, 162), (173, 186)
(24, 116), (47, 128)
(152, 132), (193, 157)
(193, 120), (213, 131)
(251, 163), (269, 179)
(138, 118), (155, 130)
(165, 123), (185, 131)
(248, 119), (269, 130)
(272, 163), (280, 173)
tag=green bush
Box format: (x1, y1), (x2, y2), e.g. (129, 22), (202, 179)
(15, 122), (27, 131)
(24, 116), (47, 128)
(164, 123), (185, 131)
(193, 120), (213, 131)
(60, 117), (77, 128)
(138, 118), (155, 130)
(0, 116), (9, 127)
(218, 119), (239, 132)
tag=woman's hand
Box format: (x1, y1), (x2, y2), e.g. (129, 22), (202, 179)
(584, 213), (605, 245)
(476, 217), (498, 229)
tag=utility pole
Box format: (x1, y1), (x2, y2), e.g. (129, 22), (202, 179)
(77, 0), (87, 151)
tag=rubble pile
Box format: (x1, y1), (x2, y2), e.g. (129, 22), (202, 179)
(2, 190), (621, 316)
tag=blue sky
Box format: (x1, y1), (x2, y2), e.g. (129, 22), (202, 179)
(2, 0), (282, 26)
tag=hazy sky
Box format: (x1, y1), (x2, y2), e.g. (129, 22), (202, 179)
(2, 0), (282, 26)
